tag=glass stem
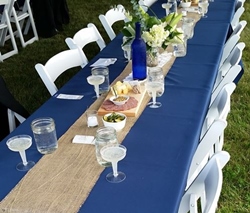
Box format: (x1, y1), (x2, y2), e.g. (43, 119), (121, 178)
(152, 91), (157, 105)
(112, 161), (118, 177)
(94, 85), (99, 98)
(19, 150), (28, 166)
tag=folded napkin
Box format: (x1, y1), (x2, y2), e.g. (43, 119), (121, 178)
(90, 58), (117, 67)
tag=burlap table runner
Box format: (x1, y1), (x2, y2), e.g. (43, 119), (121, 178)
(0, 11), (200, 213)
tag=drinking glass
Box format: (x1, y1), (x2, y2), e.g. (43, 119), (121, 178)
(147, 67), (165, 97)
(91, 66), (110, 94)
(198, 0), (209, 18)
(162, 3), (171, 16)
(173, 38), (187, 57)
(87, 75), (105, 98)
(31, 117), (58, 154)
(95, 127), (118, 167)
(6, 135), (35, 171)
(100, 144), (127, 183)
(145, 68), (165, 108)
(86, 110), (99, 128)
(121, 43), (131, 62)
(182, 17), (195, 39)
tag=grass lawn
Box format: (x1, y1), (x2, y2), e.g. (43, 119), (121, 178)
(0, 0), (249, 212)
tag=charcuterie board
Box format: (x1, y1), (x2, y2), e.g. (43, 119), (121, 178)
(97, 84), (147, 117)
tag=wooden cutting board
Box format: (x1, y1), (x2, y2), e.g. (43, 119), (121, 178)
(97, 84), (147, 117)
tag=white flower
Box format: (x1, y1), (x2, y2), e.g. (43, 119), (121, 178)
(142, 23), (169, 48)
(171, 27), (185, 43)
(124, 11), (133, 22)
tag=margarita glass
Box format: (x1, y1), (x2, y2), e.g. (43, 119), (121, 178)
(6, 135), (35, 171)
(145, 80), (164, 108)
(100, 144), (127, 183)
(87, 75), (105, 98)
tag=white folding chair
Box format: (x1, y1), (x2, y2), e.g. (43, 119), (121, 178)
(229, 20), (247, 39)
(187, 83), (235, 189)
(35, 46), (86, 96)
(203, 83), (236, 139)
(187, 119), (227, 190)
(139, 0), (157, 12)
(99, 4), (127, 41)
(10, 0), (39, 47)
(219, 34), (240, 69)
(212, 42), (245, 105)
(7, 108), (25, 132)
(220, 20), (247, 68)
(65, 23), (106, 67)
(180, 151), (230, 213)
(235, 0), (246, 11)
(231, 7), (245, 30)
(0, 0), (18, 61)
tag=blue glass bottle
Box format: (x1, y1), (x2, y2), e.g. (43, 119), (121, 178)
(131, 22), (147, 80)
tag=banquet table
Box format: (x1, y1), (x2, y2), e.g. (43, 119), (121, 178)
(0, 0), (238, 212)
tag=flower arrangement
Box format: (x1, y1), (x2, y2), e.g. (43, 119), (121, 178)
(121, 0), (184, 53)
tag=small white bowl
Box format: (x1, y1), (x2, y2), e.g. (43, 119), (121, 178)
(110, 95), (129, 106)
(102, 112), (127, 132)
(180, 2), (192, 8)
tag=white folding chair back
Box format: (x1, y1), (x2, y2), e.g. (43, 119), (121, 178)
(0, 0), (18, 61)
(235, 0), (246, 11)
(187, 119), (227, 190)
(204, 82), (236, 137)
(221, 42), (245, 76)
(231, 7), (245, 30)
(35, 47), (86, 96)
(7, 108), (26, 132)
(219, 34), (240, 69)
(65, 23), (105, 67)
(11, 0), (39, 47)
(99, 4), (126, 41)
(211, 65), (241, 107)
(139, 0), (157, 12)
(180, 151), (230, 213)
(229, 20), (247, 39)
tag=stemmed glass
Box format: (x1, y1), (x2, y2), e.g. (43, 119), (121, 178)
(121, 43), (131, 62)
(121, 37), (132, 62)
(145, 67), (165, 108)
(6, 135), (35, 171)
(198, 0), (209, 18)
(87, 75), (105, 98)
(100, 144), (127, 183)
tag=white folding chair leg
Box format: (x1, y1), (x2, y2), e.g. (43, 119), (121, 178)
(7, 109), (26, 133)
(0, 9), (18, 61)
(7, 109), (16, 132)
(11, 0), (39, 48)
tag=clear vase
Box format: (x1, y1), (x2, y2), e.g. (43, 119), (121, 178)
(146, 47), (159, 67)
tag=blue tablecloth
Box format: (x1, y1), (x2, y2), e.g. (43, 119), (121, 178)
(0, 0), (237, 212)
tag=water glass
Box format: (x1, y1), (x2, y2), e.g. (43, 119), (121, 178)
(91, 66), (110, 94)
(31, 117), (58, 154)
(167, 0), (177, 14)
(147, 67), (165, 97)
(94, 126), (118, 167)
(182, 17), (195, 39)
(173, 38), (187, 57)
(198, 0), (209, 18)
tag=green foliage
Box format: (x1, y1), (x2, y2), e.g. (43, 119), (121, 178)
(0, 1), (249, 212)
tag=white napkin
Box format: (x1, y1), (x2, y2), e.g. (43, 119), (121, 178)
(56, 94), (84, 100)
(72, 135), (95, 145)
(90, 58), (117, 67)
